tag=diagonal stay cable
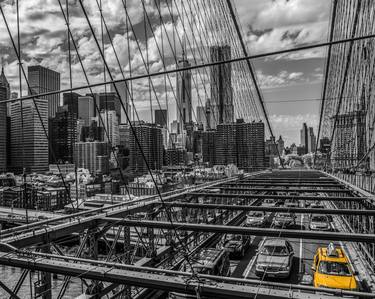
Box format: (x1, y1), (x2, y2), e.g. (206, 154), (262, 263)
(55, 0), (134, 207)
(4, 32), (375, 106)
(0, 3), (76, 211)
(225, 0), (283, 168)
(314, 0), (338, 166)
(78, 0), (197, 274)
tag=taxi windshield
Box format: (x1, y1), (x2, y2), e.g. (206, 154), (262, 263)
(318, 261), (351, 276)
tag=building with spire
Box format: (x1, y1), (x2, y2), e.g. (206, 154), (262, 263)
(176, 42), (192, 134)
(210, 45), (233, 128)
(0, 64), (10, 172)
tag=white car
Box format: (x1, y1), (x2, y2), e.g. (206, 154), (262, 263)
(246, 211), (267, 227)
(309, 214), (331, 231)
(262, 199), (277, 207)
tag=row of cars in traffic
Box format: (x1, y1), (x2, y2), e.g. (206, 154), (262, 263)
(245, 198), (332, 231)
(169, 242), (358, 298)
(169, 194), (359, 298)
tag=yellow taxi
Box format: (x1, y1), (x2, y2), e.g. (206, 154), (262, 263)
(312, 243), (358, 291)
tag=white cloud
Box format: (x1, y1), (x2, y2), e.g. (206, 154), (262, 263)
(256, 70), (305, 89)
(270, 113), (318, 145)
(234, 0), (331, 59)
(288, 72), (303, 80)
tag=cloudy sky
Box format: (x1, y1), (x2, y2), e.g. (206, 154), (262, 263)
(0, 0), (332, 145)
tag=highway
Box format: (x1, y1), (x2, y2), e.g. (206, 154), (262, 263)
(224, 198), (369, 294)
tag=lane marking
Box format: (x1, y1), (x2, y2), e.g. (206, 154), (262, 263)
(243, 256), (255, 278)
(243, 237), (266, 279)
(299, 211), (304, 274)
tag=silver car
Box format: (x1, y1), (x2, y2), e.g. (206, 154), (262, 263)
(285, 199), (299, 208)
(246, 211), (267, 227)
(309, 214), (331, 231)
(262, 198), (277, 207)
(272, 212), (296, 228)
(255, 238), (294, 278)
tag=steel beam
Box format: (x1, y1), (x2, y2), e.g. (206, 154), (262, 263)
(0, 252), (371, 299)
(218, 187), (350, 193)
(224, 182), (342, 187)
(0, 251), (373, 299)
(189, 192), (365, 202)
(164, 202), (375, 216)
(242, 178), (334, 182)
(103, 218), (375, 243)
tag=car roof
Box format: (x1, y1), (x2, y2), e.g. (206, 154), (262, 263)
(277, 212), (292, 216)
(248, 211), (264, 215)
(190, 248), (224, 268)
(311, 214), (328, 219)
(263, 238), (288, 246)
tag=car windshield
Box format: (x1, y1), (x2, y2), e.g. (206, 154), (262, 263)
(311, 216), (328, 222)
(318, 261), (352, 276)
(265, 199), (274, 203)
(226, 234), (242, 241)
(261, 245), (288, 256)
(249, 212), (263, 217)
(278, 213), (291, 218)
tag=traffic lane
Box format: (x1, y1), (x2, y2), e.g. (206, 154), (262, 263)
(238, 212), (326, 284)
(231, 235), (263, 278)
(241, 237), (327, 284)
(230, 211), (276, 278)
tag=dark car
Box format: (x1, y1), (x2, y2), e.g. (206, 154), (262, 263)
(223, 234), (251, 258)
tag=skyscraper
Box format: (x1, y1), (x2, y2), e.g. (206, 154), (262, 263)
(28, 65), (60, 118)
(176, 56), (192, 133)
(215, 123), (236, 165)
(210, 45), (233, 128)
(110, 81), (131, 123)
(63, 92), (81, 116)
(95, 110), (120, 146)
(277, 136), (285, 155)
(196, 106), (207, 130)
(10, 98), (49, 173)
(0, 66), (9, 172)
(155, 109), (168, 128)
(308, 127), (316, 153)
(50, 105), (77, 163)
(300, 123), (316, 154)
(128, 123), (163, 174)
(215, 120), (265, 171)
(300, 123), (308, 154)
(78, 95), (95, 126)
(202, 130), (216, 166)
(99, 92), (121, 122)
(0, 86), (7, 172)
(73, 141), (110, 174)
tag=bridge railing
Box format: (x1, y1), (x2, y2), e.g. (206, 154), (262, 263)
(333, 171), (375, 195)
